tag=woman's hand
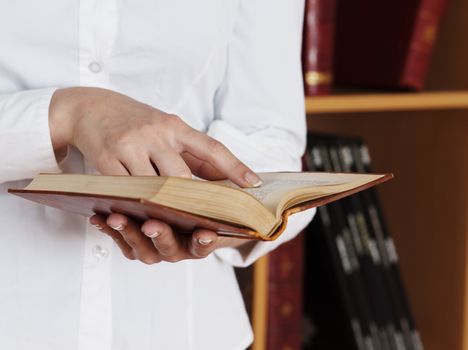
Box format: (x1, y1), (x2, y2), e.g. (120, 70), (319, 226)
(49, 87), (258, 263)
(90, 213), (252, 264)
(49, 87), (261, 187)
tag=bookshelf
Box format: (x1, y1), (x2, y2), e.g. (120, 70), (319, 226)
(307, 109), (468, 350)
(303, 0), (468, 349)
(252, 0), (468, 350)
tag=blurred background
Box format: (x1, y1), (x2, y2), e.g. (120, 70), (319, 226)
(236, 0), (468, 349)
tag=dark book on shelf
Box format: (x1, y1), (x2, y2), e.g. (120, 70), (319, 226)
(304, 136), (380, 350)
(335, 137), (408, 350)
(303, 133), (423, 350)
(352, 140), (424, 350)
(302, 0), (336, 96)
(327, 135), (408, 350)
(333, 0), (449, 90)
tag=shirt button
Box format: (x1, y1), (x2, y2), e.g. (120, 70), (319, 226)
(92, 245), (109, 259)
(88, 61), (102, 73)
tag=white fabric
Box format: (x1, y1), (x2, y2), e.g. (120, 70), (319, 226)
(0, 0), (315, 349)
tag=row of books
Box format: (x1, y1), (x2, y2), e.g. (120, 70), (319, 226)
(235, 134), (422, 350)
(302, 134), (422, 350)
(302, 0), (450, 95)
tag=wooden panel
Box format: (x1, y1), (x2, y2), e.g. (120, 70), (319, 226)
(305, 91), (468, 114)
(307, 111), (468, 350)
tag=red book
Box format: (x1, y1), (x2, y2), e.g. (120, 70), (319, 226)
(234, 234), (305, 350)
(266, 233), (305, 350)
(302, 0), (337, 96)
(333, 0), (449, 90)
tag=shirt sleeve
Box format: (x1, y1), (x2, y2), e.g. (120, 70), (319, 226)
(211, 0), (315, 267)
(0, 87), (62, 184)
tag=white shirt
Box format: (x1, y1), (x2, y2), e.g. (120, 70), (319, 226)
(0, 1), (315, 349)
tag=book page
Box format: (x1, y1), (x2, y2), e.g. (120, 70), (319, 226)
(215, 171), (386, 219)
(216, 172), (346, 214)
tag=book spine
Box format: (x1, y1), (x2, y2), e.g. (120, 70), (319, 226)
(304, 142), (364, 350)
(337, 137), (408, 350)
(353, 140), (424, 350)
(303, 206), (357, 349)
(401, 0), (449, 89)
(307, 136), (376, 350)
(266, 234), (305, 350)
(332, 140), (398, 350)
(323, 138), (384, 350)
(302, 0), (336, 96)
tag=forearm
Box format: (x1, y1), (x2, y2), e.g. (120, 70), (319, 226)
(0, 88), (62, 183)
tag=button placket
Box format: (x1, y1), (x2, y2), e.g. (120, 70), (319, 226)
(79, 0), (117, 88)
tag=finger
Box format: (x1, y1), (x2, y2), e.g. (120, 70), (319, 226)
(90, 214), (135, 260)
(141, 219), (187, 261)
(150, 148), (192, 178)
(190, 229), (219, 258)
(121, 152), (158, 176)
(96, 158), (130, 176)
(180, 129), (261, 188)
(181, 152), (225, 180)
(107, 213), (161, 264)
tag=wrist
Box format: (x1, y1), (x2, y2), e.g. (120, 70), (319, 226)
(49, 87), (83, 151)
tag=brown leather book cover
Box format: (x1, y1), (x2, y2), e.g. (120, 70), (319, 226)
(302, 0), (337, 96)
(8, 173), (392, 241)
(333, 0), (449, 90)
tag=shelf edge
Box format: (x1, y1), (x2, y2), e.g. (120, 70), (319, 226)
(306, 91), (468, 114)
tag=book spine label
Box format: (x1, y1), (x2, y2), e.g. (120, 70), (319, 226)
(401, 0), (449, 89)
(302, 0), (336, 96)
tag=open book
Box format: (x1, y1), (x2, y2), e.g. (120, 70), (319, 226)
(9, 172), (392, 240)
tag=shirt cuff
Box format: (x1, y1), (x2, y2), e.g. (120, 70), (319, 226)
(214, 208), (316, 267)
(0, 87), (62, 183)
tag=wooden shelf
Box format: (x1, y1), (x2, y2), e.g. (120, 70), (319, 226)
(306, 91), (468, 114)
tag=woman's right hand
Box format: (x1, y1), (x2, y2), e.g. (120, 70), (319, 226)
(48, 87), (261, 187)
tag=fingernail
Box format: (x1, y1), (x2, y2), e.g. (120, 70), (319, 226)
(198, 238), (213, 245)
(93, 224), (103, 230)
(244, 171), (262, 187)
(110, 224), (125, 231)
(145, 231), (160, 238)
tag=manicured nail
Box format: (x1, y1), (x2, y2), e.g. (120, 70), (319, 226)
(145, 231), (160, 238)
(110, 224), (125, 231)
(244, 171), (262, 187)
(198, 238), (213, 245)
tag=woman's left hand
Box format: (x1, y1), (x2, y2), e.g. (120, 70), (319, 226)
(90, 213), (251, 264)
